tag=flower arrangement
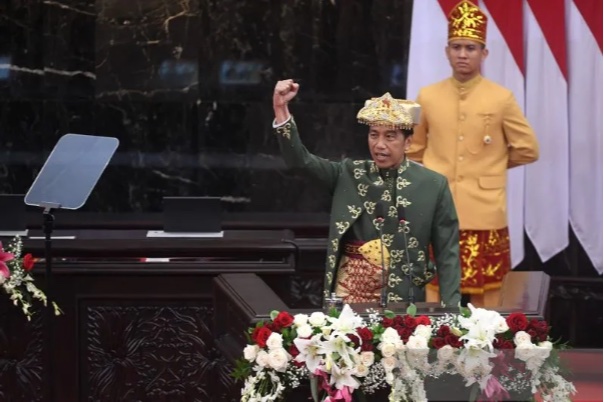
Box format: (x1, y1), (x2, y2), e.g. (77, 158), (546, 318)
(0, 236), (61, 319)
(233, 304), (575, 402)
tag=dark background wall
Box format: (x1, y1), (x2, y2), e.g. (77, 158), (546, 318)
(0, 0), (412, 213)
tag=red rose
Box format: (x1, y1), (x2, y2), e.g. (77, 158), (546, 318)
(397, 328), (412, 342)
(22, 254), (35, 271)
(382, 317), (394, 327)
(361, 341), (374, 352)
(527, 329), (538, 340)
(403, 315), (418, 330)
(416, 315), (431, 326)
(528, 319), (549, 336)
(266, 322), (281, 332)
(348, 334), (360, 348)
(432, 337), (447, 349)
(357, 327), (373, 342)
(445, 334), (462, 348)
(251, 326), (272, 348)
(436, 325), (451, 338)
(289, 343), (300, 358)
(493, 336), (514, 349)
(394, 315), (405, 326)
(273, 311), (294, 328)
(506, 312), (529, 332)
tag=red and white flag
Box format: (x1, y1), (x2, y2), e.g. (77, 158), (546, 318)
(567, 0), (603, 273)
(480, 0), (526, 268)
(524, 0), (570, 262)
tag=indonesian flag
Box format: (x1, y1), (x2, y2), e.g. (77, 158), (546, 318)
(406, 0), (459, 103)
(567, 0), (603, 273)
(479, 0), (526, 268)
(524, 0), (570, 262)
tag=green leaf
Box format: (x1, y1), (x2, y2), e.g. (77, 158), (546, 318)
(383, 310), (395, 319)
(230, 359), (251, 380)
(270, 310), (279, 320)
(327, 307), (340, 318)
(310, 375), (320, 402)
(459, 306), (471, 318)
(406, 303), (417, 317)
(468, 382), (480, 402)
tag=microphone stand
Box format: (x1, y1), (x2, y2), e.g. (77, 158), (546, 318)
(377, 217), (387, 308)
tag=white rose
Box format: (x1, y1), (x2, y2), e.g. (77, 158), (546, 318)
(381, 356), (397, 371)
(414, 324), (432, 340)
(514, 331), (532, 346)
(379, 342), (397, 358)
(354, 363), (369, 377)
(495, 317), (509, 334)
(381, 327), (401, 344)
(293, 314), (309, 327)
(296, 324), (313, 338)
(267, 348), (290, 372)
(243, 344), (259, 362)
(359, 351), (375, 366)
(309, 312), (327, 327)
(255, 350), (269, 367)
(406, 335), (428, 350)
(515, 343), (537, 361)
(437, 344), (455, 362)
(538, 341), (553, 350)
(266, 332), (283, 350)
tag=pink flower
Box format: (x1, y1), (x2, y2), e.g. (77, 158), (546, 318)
(0, 243), (15, 279)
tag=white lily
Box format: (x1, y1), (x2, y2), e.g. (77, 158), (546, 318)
(293, 334), (323, 373)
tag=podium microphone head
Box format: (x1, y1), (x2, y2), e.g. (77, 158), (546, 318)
(375, 202), (386, 222)
(397, 205), (406, 223)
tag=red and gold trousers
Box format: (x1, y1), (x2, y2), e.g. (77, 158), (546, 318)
(428, 228), (511, 295)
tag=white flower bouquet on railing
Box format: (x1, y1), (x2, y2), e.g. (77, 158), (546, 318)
(232, 303), (575, 402)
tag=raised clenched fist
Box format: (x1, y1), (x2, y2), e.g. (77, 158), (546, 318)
(273, 79), (300, 107)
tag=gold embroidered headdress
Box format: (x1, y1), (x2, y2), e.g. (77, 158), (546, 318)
(356, 93), (421, 130)
(448, 0), (488, 45)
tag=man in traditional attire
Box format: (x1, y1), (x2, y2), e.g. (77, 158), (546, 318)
(272, 80), (461, 307)
(406, 0), (539, 307)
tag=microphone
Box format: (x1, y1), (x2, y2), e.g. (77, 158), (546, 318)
(375, 202), (388, 308)
(397, 205), (415, 304)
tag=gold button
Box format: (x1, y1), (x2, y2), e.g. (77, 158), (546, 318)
(460, 114), (466, 121)
(458, 136), (464, 141)
(458, 156), (464, 161)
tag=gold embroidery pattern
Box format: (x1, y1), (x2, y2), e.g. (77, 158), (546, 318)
(408, 237), (419, 248)
(335, 221), (350, 235)
(396, 196), (412, 207)
(388, 205), (397, 218)
(397, 159), (410, 174)
(275, 123), (292, 139)
(347, 205), (362, 219)
(390, 249), (404, 264)
(328, 255), (337, 269)
(357, 183), (369, 196)
(427, 228), (511, 295)
(373, 177), (385, 186)
(381, 190), (392, 202)
(388, 273), (403, 288)
(353, 160), (364, 165)
(370, 162), (378, 173)
(398, 221), (411, 234)
(449, 1), (487, 44)
(334, 254), (383, 303)
(387, 292), (403, 303)
(381, 234), (394, 248)
(417, 250), (426, 262)
(363, 201), (376, 214)
(354, 168), (366, 179)
(396, 177), (411, 190)
(331, 238), (339, 253)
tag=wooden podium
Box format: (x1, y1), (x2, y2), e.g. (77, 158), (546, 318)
(213, 271), (550, 363)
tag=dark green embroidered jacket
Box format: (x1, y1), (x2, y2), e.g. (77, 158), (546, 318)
(275, 118), (461, 307)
